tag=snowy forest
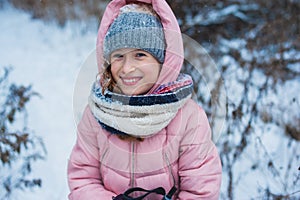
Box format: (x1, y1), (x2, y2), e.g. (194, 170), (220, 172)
(0, 0), (299, 199)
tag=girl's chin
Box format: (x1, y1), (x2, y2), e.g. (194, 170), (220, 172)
(119, 86), (147, 96)
(115, 82), (154, 95)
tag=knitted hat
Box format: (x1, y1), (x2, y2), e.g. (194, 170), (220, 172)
(103, 3), (166, 64)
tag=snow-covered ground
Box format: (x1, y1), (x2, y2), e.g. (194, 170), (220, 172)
(0, 5), (98, 199)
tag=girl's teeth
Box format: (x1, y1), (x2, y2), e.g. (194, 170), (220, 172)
(124, 78), (137, 83)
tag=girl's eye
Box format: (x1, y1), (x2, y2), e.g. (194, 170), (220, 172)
(111, 54), (123, 62)
(136, 52), (147, 58)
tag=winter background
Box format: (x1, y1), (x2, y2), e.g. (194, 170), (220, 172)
(0, 3), (98, 199)
(0, 0), (299, 199)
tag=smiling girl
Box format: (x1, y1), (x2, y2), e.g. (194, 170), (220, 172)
(67, 1), (222, 199)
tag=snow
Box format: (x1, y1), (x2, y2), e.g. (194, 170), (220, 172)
(0, 5), (97, 199)
(188, 4), (259, 26)
(216, 34), (300, 198)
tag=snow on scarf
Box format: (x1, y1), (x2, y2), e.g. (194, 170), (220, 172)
(88, 73), (193, 138)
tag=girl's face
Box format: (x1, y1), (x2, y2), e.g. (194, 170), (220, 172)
(110, 48), (161, 95)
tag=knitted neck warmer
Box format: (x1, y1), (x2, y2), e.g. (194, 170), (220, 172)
(89, 74), (193, 138)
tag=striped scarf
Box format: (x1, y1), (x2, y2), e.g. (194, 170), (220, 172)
(88, 73), (193, 138)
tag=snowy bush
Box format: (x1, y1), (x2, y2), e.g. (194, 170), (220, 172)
(0, 67), (46, 199)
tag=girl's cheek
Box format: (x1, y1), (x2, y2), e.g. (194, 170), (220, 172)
(110, 65), (119, 78)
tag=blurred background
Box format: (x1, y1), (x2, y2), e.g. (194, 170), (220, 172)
(0, 0), (299, 199)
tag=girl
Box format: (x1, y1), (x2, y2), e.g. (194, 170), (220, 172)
(68, 0), (222, 199)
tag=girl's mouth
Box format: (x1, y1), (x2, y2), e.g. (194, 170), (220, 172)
(121, 77), (141, 86)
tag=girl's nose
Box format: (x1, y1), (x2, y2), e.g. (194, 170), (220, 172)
(122, 56), (136, 74)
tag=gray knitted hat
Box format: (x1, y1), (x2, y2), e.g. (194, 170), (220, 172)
(103, 4), (166, 64)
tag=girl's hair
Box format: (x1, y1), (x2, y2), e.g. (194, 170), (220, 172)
(100, 62), (116, 94)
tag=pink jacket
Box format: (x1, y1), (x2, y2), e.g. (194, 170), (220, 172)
(68, 0), (222, 199)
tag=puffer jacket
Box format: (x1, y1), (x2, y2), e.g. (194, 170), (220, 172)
(68, 0), (222, 199)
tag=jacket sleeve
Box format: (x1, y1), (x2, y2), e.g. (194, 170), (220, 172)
(177, 104), (222, 200)
(67, 106), (116, 200)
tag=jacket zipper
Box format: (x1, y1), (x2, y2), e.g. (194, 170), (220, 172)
(130, 141), (135, 187)
(164, 152), (176, 187)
